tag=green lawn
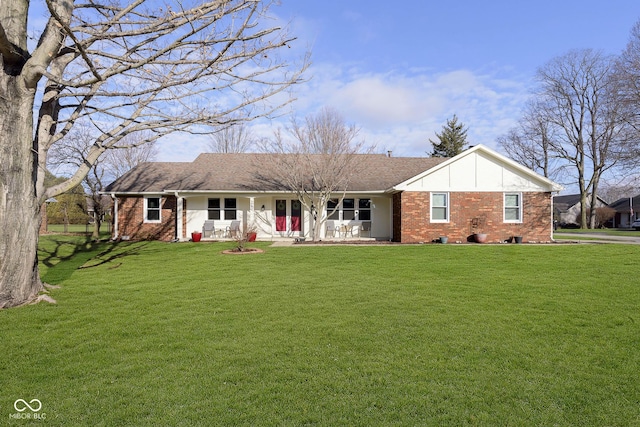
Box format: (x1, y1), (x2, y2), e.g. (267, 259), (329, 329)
(44, 224), (94, 234)
(1, 237), (639, 426)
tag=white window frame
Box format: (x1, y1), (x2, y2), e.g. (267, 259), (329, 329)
(430, 192), (449, 223)
(504, 193), (522, 223)
(144, 196), (162, 223)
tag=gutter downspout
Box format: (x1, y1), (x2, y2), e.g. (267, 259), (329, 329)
(110, 193), (119, 239)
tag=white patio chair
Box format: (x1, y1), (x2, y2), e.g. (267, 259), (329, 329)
(226, 220), (241, 238)
(202, 220), (216, 238)
(360, 221), (371, 238)
(325, 220), (337, 238)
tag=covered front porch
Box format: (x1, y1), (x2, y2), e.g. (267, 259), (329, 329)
(176, 193), (392, 242)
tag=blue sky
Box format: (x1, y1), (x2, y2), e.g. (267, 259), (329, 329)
(160, 0), (640, 161)
(26, 1), (640, 162)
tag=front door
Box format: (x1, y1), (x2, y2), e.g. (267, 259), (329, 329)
(275, 199), (302, 235)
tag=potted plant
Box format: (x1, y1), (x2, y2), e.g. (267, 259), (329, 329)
(470, 216), (487, 243)
(474, 233), (487, 243)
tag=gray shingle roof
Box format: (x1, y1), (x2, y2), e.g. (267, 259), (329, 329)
(105, 153), (448, 193)
(608, 195), (640, 212)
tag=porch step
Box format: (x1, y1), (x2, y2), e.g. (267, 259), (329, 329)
(270, 240), (295, 247)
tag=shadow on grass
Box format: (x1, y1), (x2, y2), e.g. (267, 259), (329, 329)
(39, 236), (148, 284)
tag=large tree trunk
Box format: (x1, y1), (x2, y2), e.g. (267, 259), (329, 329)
(92, 214), (102, 241)
(0, 68), (44, 308)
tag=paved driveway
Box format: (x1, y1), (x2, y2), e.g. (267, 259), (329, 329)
(554, 232), (640, 244)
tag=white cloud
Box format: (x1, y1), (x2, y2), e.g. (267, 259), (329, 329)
(155, 62), (532, 161)
(283, 63), (531, 156)
(329, 76), (432, 124)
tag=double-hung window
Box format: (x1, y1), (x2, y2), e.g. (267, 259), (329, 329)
(431, 193), (449, 222)
(327, 199), (339, 220)
(358, 199), (371, 220)
(208, 198), (237, 220)
(207, 199), (221, 220)
(342, 199), (355, 220)
(224, 198), (237, 220)
(504, 193), (522, 222)
(145, 197), (161, 223)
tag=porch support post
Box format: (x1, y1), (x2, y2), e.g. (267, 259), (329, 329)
(175, 192), (184, 241)
(249, 197), (255, 230)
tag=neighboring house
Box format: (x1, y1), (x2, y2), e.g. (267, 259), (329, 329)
(553, 194), (609, 227)
(86, 195), (114, 223)
(104, 144), (563, 243)
(608, 196), (640, 228)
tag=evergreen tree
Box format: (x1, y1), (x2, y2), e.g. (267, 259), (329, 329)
(429, 114), (469, 157)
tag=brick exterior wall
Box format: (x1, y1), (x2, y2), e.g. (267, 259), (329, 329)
(393, 191), (553, 243)
(115, 196), (177, 241)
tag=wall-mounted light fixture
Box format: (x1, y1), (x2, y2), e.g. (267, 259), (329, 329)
(261, 204), (265, 212)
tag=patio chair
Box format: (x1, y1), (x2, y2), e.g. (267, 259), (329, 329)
(340, 224), (354, 238)
(325, 220), (337, 238)
(360, 221), (371, 238)
(202, 220), (216, 238)
(226, 220), (241, 238)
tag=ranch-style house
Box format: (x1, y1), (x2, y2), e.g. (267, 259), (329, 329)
(105, 144), (563, 243)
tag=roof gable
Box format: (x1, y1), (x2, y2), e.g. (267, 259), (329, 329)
(393, 145), (563, 193)
(553, 193), (609, 213)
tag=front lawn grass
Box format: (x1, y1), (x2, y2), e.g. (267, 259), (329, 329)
(1, 237), (639, 425)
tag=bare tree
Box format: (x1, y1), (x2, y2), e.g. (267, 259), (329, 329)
(0, 1), (308, 308)
(614, 19), (640, 164)
(50, 126), (158, 240)
(208, 122), (254, 153)
(257, 107), (370, 241)
(598, 176), (640, 203)
(498, 100), (559, 179)
(103, 137), (159, 180)
(529, 49), (632, 228)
